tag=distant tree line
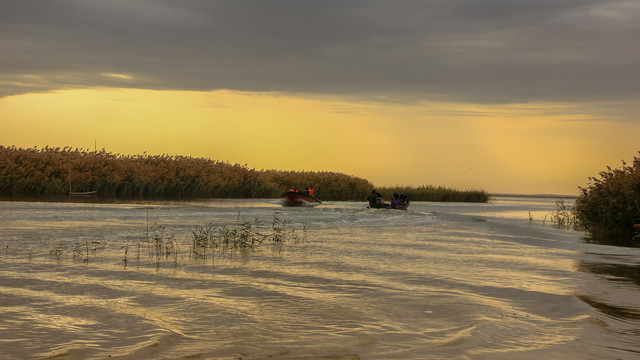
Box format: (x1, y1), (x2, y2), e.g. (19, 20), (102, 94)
(576, 152), (640, 245)
(0, 146), (489, 202)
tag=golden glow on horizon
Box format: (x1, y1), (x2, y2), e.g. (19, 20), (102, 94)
(1, 88), (638, 194)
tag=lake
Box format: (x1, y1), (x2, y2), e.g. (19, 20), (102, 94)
(0, 196), (639, 359)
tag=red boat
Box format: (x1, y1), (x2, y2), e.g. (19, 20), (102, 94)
(282, 191), (322, 207)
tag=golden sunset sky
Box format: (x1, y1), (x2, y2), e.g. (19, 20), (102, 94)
(1, 1), (639, 195)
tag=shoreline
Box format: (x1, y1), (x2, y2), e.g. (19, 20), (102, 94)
(491, 193), (579, 199)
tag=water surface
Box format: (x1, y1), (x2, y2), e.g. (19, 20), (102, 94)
(0, 197), (639, 359)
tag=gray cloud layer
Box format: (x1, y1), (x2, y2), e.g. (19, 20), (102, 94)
(1, 0), (639, 103)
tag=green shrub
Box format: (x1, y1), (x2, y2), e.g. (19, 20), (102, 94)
(575, 152), (640, 244)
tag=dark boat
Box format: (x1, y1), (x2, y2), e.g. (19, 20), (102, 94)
(282, 191), (322, 207)
(69, 191), (98, 196)
(368, 193), (409, 210)
(369, 203), (409, 210)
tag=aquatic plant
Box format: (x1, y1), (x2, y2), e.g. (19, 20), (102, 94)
(186, 214), (306, 267)
(191, 223), (218, 260)
(121, 241), (130, 266)
(272, 215), (297, 243)
(576, 152), (640, 245)
(141, 224), (181, 266)
(0, 146), (488, 202)
(235, 216), (263, 249)
(549, 200), (579, 228)
(0, 145), (373, 200)
(72, 240), (88, 262)
(49, 241), (66, 259)
(376, 185), (490, 203)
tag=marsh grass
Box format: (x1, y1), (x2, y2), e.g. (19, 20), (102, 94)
(376, 185), (490, 203)
(549, 200), (581, 229)
(0, 146), (488, 202)
(122, 240), (130, 267)
(49, 241), (66, 259)
(147, 224), (181, 266)
(35, 213), (305, 269)
(576, 152), (640, 245)
(187, 214), (303, 266)
(72, 240), (87, 262)
(0, 146), (373, 200)
(191, 223), (217, 261)
(119, 214), (308, 270)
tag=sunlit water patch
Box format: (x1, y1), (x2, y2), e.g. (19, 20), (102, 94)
(0, 197), (639, 359)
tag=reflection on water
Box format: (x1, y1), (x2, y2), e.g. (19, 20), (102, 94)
(583, 236), (640, 248)
(577, 294), (640, 320)
(0, 197), (639, 359)
(578, 260), (640, 287)
(575, 255), (640, 345)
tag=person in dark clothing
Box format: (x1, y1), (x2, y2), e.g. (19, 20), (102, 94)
(390, 193), (404, 208)
(367, 190), (382, 208)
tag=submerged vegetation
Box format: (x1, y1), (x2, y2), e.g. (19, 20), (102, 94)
(550, 199), (579, 228)
(575, 152), (640, 245)
(0, 145), (489, 202)
(40, 214), (306, 270)
(188, 215), (302, 266)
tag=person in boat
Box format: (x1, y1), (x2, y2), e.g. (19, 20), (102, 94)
(367, 190), (384, 208)
(288, 186), (297, 192)
(390, 193), (405, 209)
(305, 185), (315, 197)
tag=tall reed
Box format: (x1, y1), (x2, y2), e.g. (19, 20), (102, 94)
(549, 200), (579, 228)
(1, 145), (489, 202)
(576, 152), (640, 245)
(0, 146), (374, 200)
(376, 185), (490, 203)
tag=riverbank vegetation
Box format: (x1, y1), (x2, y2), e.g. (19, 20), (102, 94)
(375, 185), (490, 203)
(575, 152), (640, 245)
(0, 145), (489, 202)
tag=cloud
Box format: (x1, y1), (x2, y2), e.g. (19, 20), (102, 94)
(101, 73), (133, 80)
(1, 0), (639, 103)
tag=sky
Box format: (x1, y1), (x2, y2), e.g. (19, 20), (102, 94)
(1, 0), (639, 195)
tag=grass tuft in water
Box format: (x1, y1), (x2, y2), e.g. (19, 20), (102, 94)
(550, 200), (579, 228)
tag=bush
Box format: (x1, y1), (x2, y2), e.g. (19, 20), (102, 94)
(575, 152), (640, 244)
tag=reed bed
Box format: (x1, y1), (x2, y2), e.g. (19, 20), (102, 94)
(376, 185), (490, 203)
(575, 152), (640, 245)
(0, 145), (489, 202)
(0, 146), (372, 200)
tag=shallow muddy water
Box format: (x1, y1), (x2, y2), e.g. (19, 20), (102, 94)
(0, 196), (639, 359)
